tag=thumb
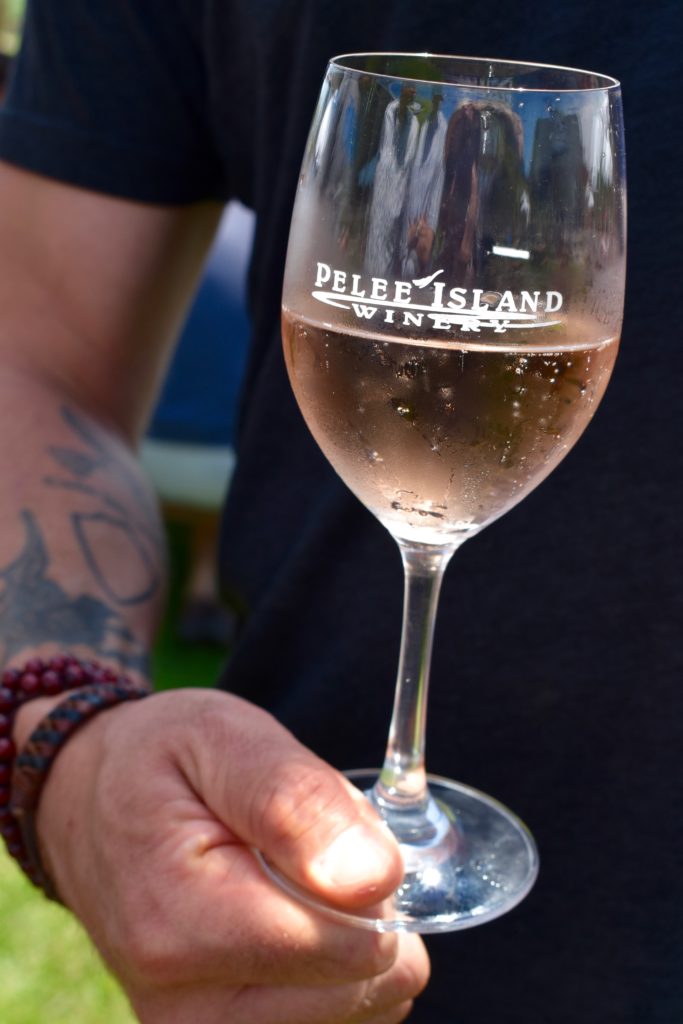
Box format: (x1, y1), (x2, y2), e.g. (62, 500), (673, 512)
(183, 692), (404, 910)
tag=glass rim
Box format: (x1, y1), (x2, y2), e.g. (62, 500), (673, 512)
(328, 52), (621, 93)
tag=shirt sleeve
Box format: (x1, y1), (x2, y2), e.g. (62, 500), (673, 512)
(0, 0), (231, 204)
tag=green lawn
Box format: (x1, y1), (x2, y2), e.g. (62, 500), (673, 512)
(0, 853), (136, 1023)
(0, 522), (231, 1022)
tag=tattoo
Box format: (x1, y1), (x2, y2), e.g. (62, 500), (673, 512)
(0, 405), (164, 672)
(48, 405), (158, 525)
(44, 405), (163, 607)
(43, 476), (132, 515)
(43, 476), (160, 551)
(72, 511), (160, 606)
(0, 509), (149, 672)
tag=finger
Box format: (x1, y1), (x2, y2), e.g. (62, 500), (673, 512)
(132, 823), (401, 988)
(129, 933), (429, 1024)
(234, 994), (416, 1024)
(229, 932), (430, 1024)
(367, 1002), (415, 1024)
(134, 994), (415, 1024)
(133, 988), (414, 1024)
(134, 990), (414, 1024)
(174, 691), (404, 908)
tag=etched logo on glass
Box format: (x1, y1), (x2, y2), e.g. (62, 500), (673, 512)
(312, 262), (563, 334)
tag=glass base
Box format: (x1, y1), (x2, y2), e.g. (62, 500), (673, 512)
(256, 769), (539, 933)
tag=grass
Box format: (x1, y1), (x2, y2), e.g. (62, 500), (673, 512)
(0, 855), (136, 1023)
(0, 520), (231, 1023)
(150, 519), (230, 691)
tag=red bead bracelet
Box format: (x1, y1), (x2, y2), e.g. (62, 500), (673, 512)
(0, 655), (149, 899)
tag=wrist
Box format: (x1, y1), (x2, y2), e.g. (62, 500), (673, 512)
(34, 697), (133, 907)
(1, 655), (150, 898)
(13, 695), (65, 749)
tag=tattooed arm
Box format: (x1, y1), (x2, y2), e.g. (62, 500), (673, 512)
(2, 411), (162, 676)
(0, 162), (221, 679)
(0, 162), (425, 1024)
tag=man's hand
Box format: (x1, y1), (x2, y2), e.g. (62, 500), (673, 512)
(32, 688), (430, 1023)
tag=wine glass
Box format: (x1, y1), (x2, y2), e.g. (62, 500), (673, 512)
(267, 53), (625, 932)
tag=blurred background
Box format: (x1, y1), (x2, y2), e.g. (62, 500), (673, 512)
(0, 0), (22, 57)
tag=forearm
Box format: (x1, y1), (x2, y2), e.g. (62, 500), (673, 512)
(0, 363), (166, 684)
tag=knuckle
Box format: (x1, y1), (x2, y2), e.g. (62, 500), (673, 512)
(111, 903), (188, 988)
(391, 999), (416, 1023)
(392, 937), (431, 1000)
(323, 930), (398, 983)
(119, 931), (173, 986)
(354, 984), (415, 1023)
(256, 761), (350, 850)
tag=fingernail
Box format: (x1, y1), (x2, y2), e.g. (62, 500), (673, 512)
(311, 824), (397, 892)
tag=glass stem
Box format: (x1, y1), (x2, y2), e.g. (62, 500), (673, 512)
(375, 541), (457, 810)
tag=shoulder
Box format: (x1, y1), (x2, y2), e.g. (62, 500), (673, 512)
(0, 0), (231, 203)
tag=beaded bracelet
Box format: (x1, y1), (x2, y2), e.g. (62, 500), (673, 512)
(0, 655), (149, 900)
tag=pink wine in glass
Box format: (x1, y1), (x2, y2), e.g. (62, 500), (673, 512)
(283, 309), (618, 546)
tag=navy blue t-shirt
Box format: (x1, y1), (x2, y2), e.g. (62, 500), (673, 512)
(1, 2), (682, 1021)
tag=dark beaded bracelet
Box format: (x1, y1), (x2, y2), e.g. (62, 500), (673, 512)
(0, 655), (149, 900)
